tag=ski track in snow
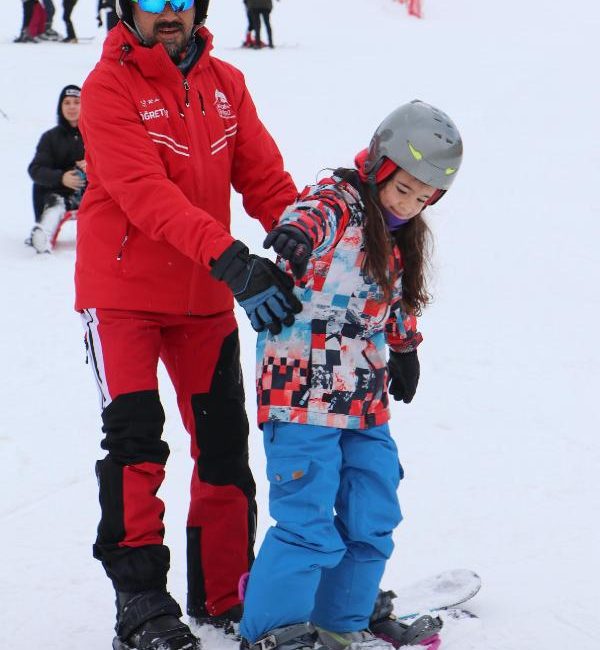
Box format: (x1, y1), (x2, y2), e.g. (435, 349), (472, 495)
(1, 1), (599, 648)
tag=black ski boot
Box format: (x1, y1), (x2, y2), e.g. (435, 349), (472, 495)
(113, 590), (201, 650)
(240, 623), (316, 650)
(369, 590), (442, 647)
(190, 603), (243, 638)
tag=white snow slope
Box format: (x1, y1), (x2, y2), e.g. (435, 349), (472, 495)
(1, 1), (599, 648)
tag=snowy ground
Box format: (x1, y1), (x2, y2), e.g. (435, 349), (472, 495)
(1, 1), (599, 649)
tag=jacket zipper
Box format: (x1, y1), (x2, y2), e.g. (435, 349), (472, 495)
(116, 233), (129, 261)
(119, 44), (131, 66)
(183, 79), (190, 107)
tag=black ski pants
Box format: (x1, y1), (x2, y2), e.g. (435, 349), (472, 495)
(62, 0), (78, 39)
(21, 0), (36, 32)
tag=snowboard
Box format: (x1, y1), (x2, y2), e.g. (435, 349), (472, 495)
(392, 569), (481, 620)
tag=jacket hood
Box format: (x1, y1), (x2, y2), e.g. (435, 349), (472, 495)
(57, 84), (81, 129)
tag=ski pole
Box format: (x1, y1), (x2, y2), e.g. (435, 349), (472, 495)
(0, 108), (8, 120)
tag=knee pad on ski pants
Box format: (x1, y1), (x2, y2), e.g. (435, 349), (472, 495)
(100, 390), (169, 465)
(190, 329), (254, 494)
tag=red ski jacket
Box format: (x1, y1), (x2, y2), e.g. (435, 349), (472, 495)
(75, 23), (296, 315)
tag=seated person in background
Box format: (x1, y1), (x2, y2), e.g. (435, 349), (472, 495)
(27, 84), (86, 253)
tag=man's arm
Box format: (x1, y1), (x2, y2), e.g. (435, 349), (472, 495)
(229, 75), (297, 232)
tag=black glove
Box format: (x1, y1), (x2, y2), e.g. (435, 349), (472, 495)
(387, 350), (420, 403)
(263, 224), (313, 279)
(210, 240), (302, 335)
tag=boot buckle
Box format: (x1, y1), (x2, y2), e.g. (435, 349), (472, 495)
(255, 634), (278, 650)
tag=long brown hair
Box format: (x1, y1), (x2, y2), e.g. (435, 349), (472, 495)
(335, 168), (433, 315)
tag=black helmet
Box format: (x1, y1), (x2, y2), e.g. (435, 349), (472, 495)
(116, 1), (209, 29)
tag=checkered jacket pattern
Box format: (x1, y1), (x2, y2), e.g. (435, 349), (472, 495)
(256, 174), (423, 429)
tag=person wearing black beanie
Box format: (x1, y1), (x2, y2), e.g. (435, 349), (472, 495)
(26, 84), (86, 253)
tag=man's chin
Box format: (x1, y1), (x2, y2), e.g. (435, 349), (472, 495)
(161, 40), (186, 61)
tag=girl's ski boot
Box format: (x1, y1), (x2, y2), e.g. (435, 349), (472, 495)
(241, 623), (316, 650)
(369, 590), (443, 648)
(316, 627), (396, 650)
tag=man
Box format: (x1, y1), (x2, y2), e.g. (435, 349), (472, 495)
(27, 84), (86, 253)
(76, 1), (300, 649)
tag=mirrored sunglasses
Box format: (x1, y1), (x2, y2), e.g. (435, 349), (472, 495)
(131, 0), (195, 14)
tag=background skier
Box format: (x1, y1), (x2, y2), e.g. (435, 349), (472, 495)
(246, 0), (276, 49)
(241, 0), (253, 47)
(14, 0), (43, 42)
(61, 0), (79, 42)
(76, 1), (300, 648)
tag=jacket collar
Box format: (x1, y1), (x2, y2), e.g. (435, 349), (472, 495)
(100, 22), (214, 81)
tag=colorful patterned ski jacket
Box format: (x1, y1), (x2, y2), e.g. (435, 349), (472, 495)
(256, 172), (423, 429)
(75, 23), (296, 315)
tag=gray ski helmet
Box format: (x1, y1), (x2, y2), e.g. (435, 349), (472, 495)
(116, 1), (209, 27)
(364, 100), (463, 191)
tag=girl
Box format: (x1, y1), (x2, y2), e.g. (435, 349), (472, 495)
(239, 100), (463, 650)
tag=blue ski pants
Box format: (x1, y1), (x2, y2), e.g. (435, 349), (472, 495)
(240, 421), (403, 641)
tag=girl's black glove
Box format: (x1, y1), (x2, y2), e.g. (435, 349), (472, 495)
(264, 225), (313, 279)
(387, 350), (420, 403)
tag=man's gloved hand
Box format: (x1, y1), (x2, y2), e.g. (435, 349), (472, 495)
(263, 224), (313, 279)
(210, 240), (302, 335)
(387, 350), (420, 403)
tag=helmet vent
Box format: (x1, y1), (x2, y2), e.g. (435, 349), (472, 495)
(434, 133), (442, 139)
(446, 138), (454, 144)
